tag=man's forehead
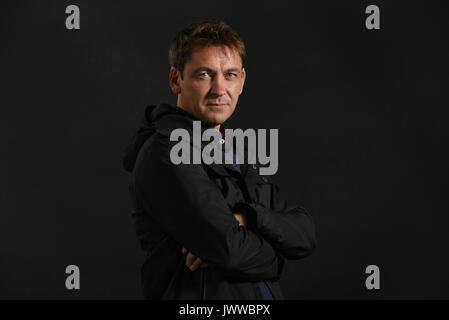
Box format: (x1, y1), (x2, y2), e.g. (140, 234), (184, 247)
(187, 45), (242, 68)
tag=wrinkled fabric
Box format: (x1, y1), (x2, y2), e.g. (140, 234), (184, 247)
(221, 137), (273, 300)
(122, 103), (316, 299)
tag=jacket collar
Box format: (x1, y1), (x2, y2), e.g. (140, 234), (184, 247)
(153, 103), (250, 177)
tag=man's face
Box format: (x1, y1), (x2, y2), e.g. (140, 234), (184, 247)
(169, 45), (246, 130)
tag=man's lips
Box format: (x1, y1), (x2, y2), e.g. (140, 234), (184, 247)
(206, 103), (227, 107)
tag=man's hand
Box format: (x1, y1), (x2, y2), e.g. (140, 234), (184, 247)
(233, 212), (247, 226)
(181, 247), (209, 271)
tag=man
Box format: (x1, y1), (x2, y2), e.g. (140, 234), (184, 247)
(122, 20), (316, 299)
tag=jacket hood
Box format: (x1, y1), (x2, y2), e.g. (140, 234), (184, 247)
(122, 103), (215, 172)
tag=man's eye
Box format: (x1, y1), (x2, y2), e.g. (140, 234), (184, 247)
(199, 72), (210, 77)
(226, 73), (237, 78)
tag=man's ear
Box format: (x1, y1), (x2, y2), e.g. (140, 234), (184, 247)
(239, 67), (246, 95)
(169, 66), (181, 94)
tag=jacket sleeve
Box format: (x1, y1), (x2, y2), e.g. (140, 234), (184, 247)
(133, 137), (282, 281)
(233, 181), (316, 260)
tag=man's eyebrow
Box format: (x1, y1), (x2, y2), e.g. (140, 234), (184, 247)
(225, 68), (242, 73)
(193, 67), (242, 74)
(193, 67), (215, 73)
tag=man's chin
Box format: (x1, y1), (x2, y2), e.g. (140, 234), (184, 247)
(203, 119), (223, 129)
(201, 112), (231, 128)
(199, 117), (222, 129)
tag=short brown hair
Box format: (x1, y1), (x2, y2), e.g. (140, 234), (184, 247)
(168, 20), (246, 79)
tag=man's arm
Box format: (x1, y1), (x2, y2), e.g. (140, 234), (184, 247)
(182, 213), (247, 271)
(134, 137), (282, 281)
(234, 182), (316, 260)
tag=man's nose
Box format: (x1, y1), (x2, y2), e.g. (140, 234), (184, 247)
(210, 74), (227, 96)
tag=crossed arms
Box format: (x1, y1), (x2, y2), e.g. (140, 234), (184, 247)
(181, 212), (247, 271)
(135, 138), (316, 281)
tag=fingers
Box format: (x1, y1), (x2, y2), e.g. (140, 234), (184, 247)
(185, 252), (197, 269)
(233, 213), (247, 226)
(189, 257), (203, 271)
(190, 258), (208, 270)
(181, 248), (209, 271)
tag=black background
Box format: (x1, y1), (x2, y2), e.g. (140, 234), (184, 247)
(1, 0), (448, 299)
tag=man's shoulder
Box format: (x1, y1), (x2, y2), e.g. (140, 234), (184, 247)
(137, 131), (176, 163)
(135, 131), (200, 172)
(133, 131), (214, 188)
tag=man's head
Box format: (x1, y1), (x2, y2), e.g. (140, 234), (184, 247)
(168, 20), (246, 130)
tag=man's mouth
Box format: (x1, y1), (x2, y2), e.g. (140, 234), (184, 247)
(206, 103), (227, 107)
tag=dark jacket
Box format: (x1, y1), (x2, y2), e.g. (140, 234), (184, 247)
(122, 103), (316, 299)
